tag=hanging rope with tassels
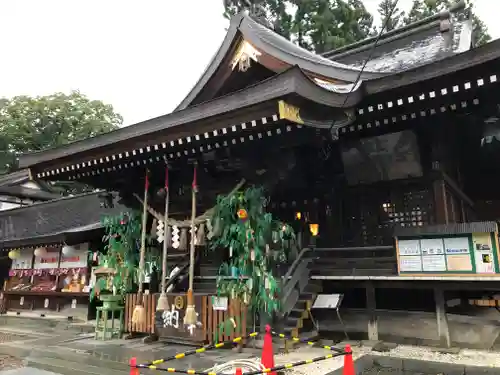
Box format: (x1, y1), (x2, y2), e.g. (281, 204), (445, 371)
(184, 162), (198, 325)
(157, 163), (170, 311)
(132, 168), (149, 324)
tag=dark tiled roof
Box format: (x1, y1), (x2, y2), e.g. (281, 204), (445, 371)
(324, 2), (472, 73)
(0, 169), (61, 200)
(0, 185), (60, 200)
(0, 192), (124, 247)
(0, 169), (30, 187)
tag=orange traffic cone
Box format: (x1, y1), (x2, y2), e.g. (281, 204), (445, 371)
(261, 324), (276, 375)
(343, 344), (354, 375)
(235, 368), (243, 375)
(129, 357), (139, 375)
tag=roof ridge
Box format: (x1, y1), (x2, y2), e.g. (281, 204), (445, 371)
(0, 190), (108, 215)
(322, 0), (466, 59)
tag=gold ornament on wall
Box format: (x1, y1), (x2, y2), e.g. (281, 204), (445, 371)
(230, 40), (261, 72)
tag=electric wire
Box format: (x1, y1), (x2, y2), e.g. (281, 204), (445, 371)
(327, 0), (401, 136)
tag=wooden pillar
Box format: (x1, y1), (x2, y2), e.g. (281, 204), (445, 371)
(433, 179), (448, 224)
(434, 286), (451, 348)
(366, 282), (378, 341)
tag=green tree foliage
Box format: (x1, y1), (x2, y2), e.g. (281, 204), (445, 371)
(0, 91), (122, 173)
(377, 0), (405, 32)
(402, 0), (490, 46)
(223, 0), (374, 53)
(210, 187), (295, 313)
(91, 211), (141, 301)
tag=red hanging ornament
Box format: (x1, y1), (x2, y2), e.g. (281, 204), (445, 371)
(237, 208), (248, 221)
(192, 164), (198, 193)
(144, 169), (150, 191)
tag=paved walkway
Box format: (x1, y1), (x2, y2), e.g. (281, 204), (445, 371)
(63, 335), (261, 369)
(0, 369), (60, 375)
(0, 316), (262, 372)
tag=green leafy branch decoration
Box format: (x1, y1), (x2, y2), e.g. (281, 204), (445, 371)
(210, 187), (295, 314)
(89, 211), (142, 301)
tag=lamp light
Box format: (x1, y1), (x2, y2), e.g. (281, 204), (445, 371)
(34, 247), (47, 257)
(309, 223), (319, 237)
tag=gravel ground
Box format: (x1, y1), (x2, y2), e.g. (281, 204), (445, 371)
(268, 344), (500, 375)
(387, 345), (500, 367)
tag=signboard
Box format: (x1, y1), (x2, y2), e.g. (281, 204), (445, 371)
(12, 251), (33, 269)
(155, 294), (204, 342)
(59, 246), (88, 268)
(398, 233), (499, 275)
(34, 250), (60, 270)
(212, 296), (228, 311)
(312, 294), (343, 309)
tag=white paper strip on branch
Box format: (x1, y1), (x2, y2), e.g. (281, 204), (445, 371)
(206, 219), (215, 240)
(196, 223), (206, 246)
(212, 296), (228, 311)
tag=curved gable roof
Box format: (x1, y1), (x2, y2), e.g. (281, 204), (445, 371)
(175, 12), (387, 112)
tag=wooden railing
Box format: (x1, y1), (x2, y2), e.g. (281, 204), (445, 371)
(308, 246), (397, 276)
(124, 293), (248, 344)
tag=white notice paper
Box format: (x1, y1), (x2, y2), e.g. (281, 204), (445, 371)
(420, 239), (445, 256)
(422, 255), (447, 272)
(444, 237), (470, 255)
(398, 240), (421, 256)
(399, 256), (422, 272)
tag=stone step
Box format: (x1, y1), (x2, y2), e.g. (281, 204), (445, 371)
(25, 356), (125, 375)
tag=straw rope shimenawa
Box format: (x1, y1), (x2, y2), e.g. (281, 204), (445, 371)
(132, 169), (149, 325)
(184, 163), (198, 325)
(157, 163), (170, 311)
(133, 179), (246, 227)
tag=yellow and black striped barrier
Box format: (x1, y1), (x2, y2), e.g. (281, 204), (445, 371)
(134, 350), (347, 375)
(135, 331), (260, 368)
(129, 327), (350, 374)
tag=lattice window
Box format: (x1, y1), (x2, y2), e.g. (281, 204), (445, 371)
(342, 182), (434, 246)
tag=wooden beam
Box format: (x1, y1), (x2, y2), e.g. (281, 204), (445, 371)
(433, 179), (448, 224)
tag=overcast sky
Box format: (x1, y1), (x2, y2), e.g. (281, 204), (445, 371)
(0, 0), (497, 126)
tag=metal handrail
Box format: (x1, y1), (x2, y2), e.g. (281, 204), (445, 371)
(283, 247), (312, 281)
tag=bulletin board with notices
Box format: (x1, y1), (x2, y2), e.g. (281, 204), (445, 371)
(396, 232), (500, 275)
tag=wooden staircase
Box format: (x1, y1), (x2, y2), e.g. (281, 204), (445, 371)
(283, 281), (322, 338)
